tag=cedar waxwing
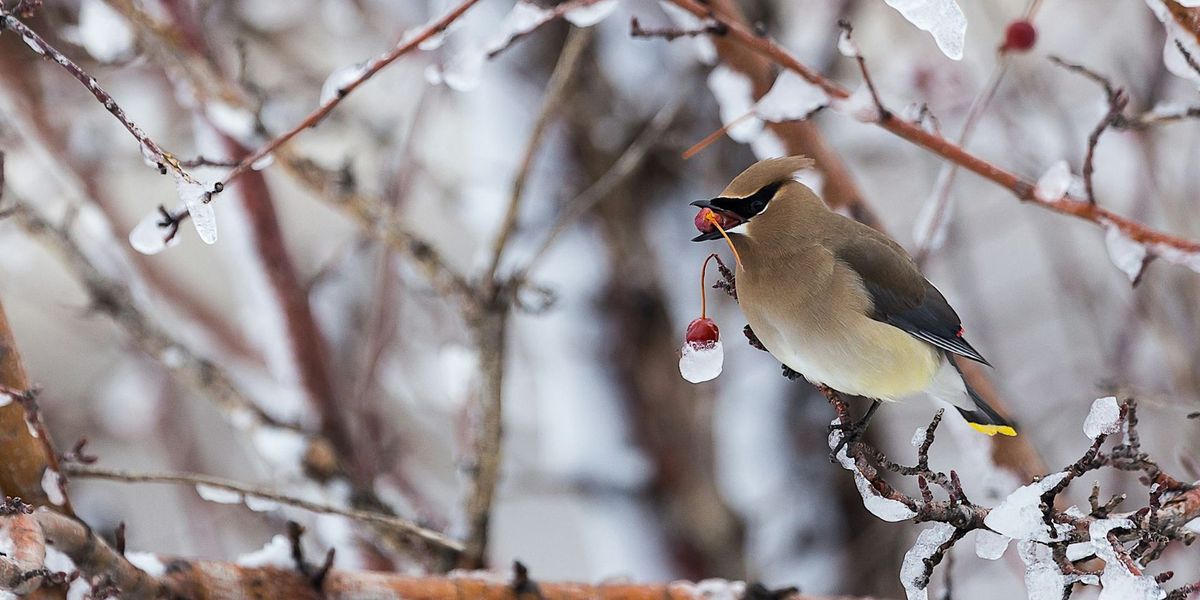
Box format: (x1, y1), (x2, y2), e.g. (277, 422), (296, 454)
(691, 156), (1016, 437)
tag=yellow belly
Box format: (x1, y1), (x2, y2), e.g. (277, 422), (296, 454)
(748, 311), (941, 400)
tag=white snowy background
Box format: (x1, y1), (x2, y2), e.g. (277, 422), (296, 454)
(1, 0), (1199, 598)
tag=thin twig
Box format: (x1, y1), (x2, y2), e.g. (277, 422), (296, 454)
(0, 10), (194, 183)
(520, 93), (684, 276)
(659, 0), (1200, 263)
(63, 464), (465, 556)
(485, 27), (591, 287)
(629, 16), (727, 40)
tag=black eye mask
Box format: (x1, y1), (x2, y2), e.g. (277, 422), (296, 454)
(708, 180), (785, 220)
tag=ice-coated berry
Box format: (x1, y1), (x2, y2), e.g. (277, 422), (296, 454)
(685, 317), (720, 347)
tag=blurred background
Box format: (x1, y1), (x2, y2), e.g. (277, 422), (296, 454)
(1, 0), (1199, 597)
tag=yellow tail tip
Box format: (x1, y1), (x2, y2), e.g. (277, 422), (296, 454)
(968, 422), (1018, 437)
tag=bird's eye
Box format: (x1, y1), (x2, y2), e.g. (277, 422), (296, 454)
(750, 200), (764, 212)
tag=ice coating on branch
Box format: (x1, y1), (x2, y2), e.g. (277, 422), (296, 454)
(564, 0), (619, 27)
(830, 424), (918, 521)
(1146, 0), (1200, 88)
(1018, 540), (1070, 600)
(236, 534), (294, 568)
(41, 468), (65, 505)
(251, 153), (275, 171)
(196, 483), (242, 504)
(707, 65), (763, 143)
(245, 496), (282, 512)
(900, 522), (956, 600)
(1066, 541), (1096, 561)
(911, 425), (928, 448)
(974, 529), (1010, 560)
(1103, 225), (1149, 283)
(483, 1), (553, 56)
(1090, 518), (1166, 600)
(175, 176), (218, 244)
(320, 62), (370, 105)
(754, 70), (829, 122)
(129, 205), (183, 255)
(78, 0), (134, 62)
(126, 551), (166, 577)
(21, 32), (44, 55)
(837, 28), (859, 57)
(983, 471), (1071, 542)
(679, 340), (723, 383)
(883, 0), (966, 60)
(1083, 396), (1122, 439)
(831, 85), (882, 123)
(1033, 160), (1072, 202)
(251, 428), (307, 476)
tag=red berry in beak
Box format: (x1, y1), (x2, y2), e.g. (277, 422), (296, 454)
(686, 317), (720, 347)
(1001, 20), (1036, 53)
(695, 208), (717, 233)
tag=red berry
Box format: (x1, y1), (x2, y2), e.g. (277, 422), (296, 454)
(694, 208), (716, 233)
(1001, 20), (1036, 53)
(685, 317), (720, 347)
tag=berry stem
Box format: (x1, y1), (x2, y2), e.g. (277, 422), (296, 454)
(704, 211), (744, 269)
(700, 252), (720, 319)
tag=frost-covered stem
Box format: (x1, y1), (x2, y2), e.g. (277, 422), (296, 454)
(63, 464), (464, 557)
(662, 0), (1200, 259)
(0, 301), (71, 513)
(486, 27), (590, 287)
(0, 511), (850, 600)
(485, 0), (605, 59)
(0, 11), (194, 183)
(914, 59), (1011, 263)
(460, 305), (509, 568)
(197, 0), (482, 207)
(702, 0), (884, 231)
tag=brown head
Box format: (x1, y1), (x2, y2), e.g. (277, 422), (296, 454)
(690, 156), (819, 242)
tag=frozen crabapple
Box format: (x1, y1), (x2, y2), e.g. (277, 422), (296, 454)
(1001, 20), (1037, 53)
(679, 254), (727, 384)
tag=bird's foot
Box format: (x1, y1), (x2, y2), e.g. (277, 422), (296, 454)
(828, 400), (882, 462)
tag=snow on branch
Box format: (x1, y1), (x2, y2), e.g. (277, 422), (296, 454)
(654, 0), (1200, 280)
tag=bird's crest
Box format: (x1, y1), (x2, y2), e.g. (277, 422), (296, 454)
(720, 155), (815, 198)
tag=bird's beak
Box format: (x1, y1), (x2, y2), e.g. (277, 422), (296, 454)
(690, 199), (740, 242)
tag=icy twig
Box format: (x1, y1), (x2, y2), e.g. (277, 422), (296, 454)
(657, 0), (1200, 272)
(629, 15), (727, 41)
(0, 10), (194, 184)
(63, 464), (464, 556)
(486, 0), (615, 59)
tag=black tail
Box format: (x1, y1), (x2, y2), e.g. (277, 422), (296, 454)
(951, 361), (1017, 437)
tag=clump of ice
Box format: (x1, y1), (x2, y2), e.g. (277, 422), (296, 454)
(0, 393), (12, 407)
(830, 423), (918, 522)
(251, 428), (308, 476)
(974, 529), (1010, 560)
(77, 0), (134, 63)
(831, 85), (882, 123)
(245, 496), (282, 512)
(883, 0), (967, 60)
(129, 205), (183, 255)
(1033, 160), (1072, 203)
(126, 551), (166, 577)
(1103, 225), (1149, 283)
(1146, 0), (1200, 89)
(1083, 396), (1122, 439)
(754, 70), (829, 122)
(41, 468), (66, 506)
(900, 522), (957, 600)
(707, 65), (763, 143)
(983, 472), (1071, 542)
(911, 425), (928, 448)
(1090, 518), (1166, 600)
(679, 340), (723, 383)
(196, 483), (242, 504)
(837, 28), (859, 57)
(236, 534), (294, 568)
(174, 176), (217, 245)
(250, 153), (275, 171)
(564, 0), (619, 27)
(1018, 540), (1070, 600)
(320, 62), (370, 105)
(1066, 541), (1096, 561)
